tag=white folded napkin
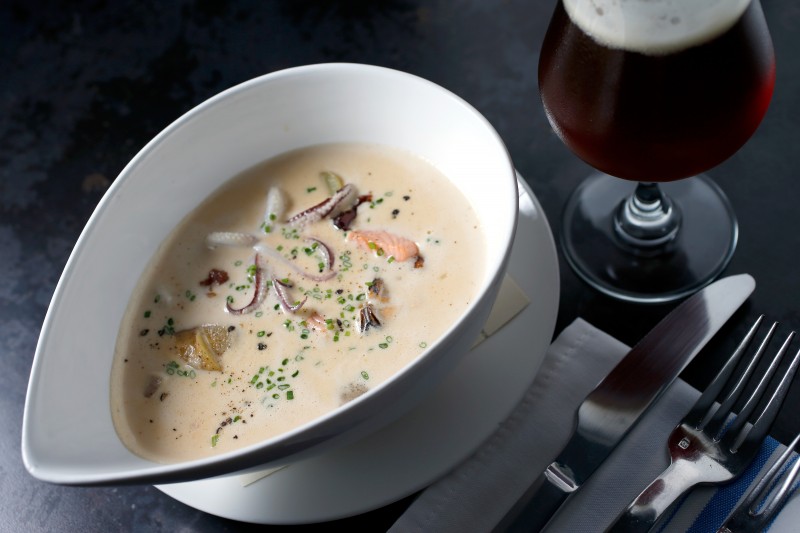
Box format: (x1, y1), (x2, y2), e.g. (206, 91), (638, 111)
(391, 318), (800, 532)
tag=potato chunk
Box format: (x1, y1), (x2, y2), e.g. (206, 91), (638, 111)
(174, 325), (230, 371)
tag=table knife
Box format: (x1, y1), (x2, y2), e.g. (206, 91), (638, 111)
(493, 273), (756, 532)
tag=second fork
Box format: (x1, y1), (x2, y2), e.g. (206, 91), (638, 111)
(605, 315), (800, 532)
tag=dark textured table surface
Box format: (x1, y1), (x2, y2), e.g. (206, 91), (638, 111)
(3, 1), (799, 531)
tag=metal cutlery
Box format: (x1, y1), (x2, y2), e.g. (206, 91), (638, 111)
(494, 273), (755, 532)
(606, 315), (800, 532)
(717, 430), (800, 533)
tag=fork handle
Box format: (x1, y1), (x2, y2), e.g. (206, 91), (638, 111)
(605, 459), (700, 533)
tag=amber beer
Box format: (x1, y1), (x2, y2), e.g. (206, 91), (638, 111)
(538, 0), (775, 182)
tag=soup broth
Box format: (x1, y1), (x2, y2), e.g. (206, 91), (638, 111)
(110, 143), (485, 463)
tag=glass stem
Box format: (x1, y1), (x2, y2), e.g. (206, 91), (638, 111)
(614, 182), (681, 248)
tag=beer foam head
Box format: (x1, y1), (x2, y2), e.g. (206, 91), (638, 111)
(563, 0), (752, 55)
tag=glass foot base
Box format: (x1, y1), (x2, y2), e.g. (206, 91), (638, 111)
(561, 174), (738, 304)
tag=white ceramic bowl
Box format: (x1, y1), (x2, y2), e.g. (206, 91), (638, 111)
(22, 63), (518, 485)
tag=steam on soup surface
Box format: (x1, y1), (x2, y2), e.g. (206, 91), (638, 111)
(110, 143), (485, 463)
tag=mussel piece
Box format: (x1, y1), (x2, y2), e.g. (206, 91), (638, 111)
(332, 207), (358, 231)
(174, 324), (231, 372)
(332, 193), (372, 231)
(357, 303), (382, 333)
(368, 278), (386, 300)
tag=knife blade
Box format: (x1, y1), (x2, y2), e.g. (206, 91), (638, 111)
(493, 273), (756, 532)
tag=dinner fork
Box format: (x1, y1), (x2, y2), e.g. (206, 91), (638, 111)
(606, 315), (800, 532)
(717, 430), (800, 533)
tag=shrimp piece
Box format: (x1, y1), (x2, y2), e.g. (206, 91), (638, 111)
(347, 230), (420, 263)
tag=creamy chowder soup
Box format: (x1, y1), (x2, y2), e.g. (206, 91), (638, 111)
(110, 143), (486, 463)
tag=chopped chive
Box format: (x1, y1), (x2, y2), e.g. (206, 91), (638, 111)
(211, 434), (220, 447)
(361, 370), (369, 380)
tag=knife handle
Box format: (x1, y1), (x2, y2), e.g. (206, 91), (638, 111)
(492, 463), (574, 532)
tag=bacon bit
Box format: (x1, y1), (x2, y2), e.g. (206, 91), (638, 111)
(333, 194), (372, 230)
(347, 230), (420, 263)
(414, 256), (425, 269)
(287, 183), (356, 227)
(226, 255), (269, 315)
(357, 303), (382, 333)
(199, 268), (229, 287)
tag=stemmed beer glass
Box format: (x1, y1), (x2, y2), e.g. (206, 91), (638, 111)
(539, 0), (775, 303)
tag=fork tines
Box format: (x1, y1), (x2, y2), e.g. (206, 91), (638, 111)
(718, 431), (800, 533)
(687, 315), (800, 453)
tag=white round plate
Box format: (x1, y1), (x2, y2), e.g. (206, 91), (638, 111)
(155, 175), (560, 524)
